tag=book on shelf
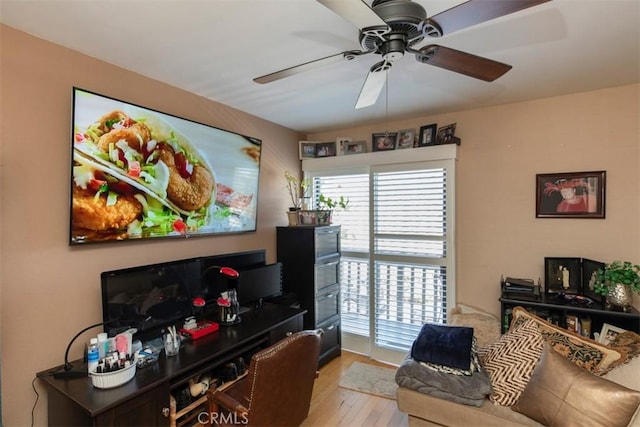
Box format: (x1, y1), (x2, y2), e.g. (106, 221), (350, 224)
(502, 277), (537, 295)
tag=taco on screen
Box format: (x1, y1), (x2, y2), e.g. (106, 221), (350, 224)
(74, 110), (216, 223)
(71, 152), (189, 242)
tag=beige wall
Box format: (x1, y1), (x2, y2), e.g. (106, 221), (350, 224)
(308, 84), (640, 314)
(0, 25), (303, 426)
(2, 24), (639, 426)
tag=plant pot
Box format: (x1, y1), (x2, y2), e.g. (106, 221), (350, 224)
(316, 210), (333, 225)
(286, 211), (299, 226)
(605, 283), (634, 311)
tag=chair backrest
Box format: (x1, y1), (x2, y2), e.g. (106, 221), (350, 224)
(244, 329), (323, 426)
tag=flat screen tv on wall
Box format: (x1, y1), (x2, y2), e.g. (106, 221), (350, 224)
(70, 88), (262, 244)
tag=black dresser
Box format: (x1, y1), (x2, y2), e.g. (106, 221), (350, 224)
(277, 225), (341, 366)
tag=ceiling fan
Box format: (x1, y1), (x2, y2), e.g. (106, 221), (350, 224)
(254, 0), (551, 109)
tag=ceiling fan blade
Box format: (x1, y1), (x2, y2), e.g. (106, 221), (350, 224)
(317, 0), (390, 32)
(417, 45), (512, 82)
(430, 0), (551, 35)
(254, 50), (366, 84)
(355, 61), (392, 109)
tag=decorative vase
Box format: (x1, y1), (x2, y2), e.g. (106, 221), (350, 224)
(605, 283), (634, 311)
(286, 211), (299, 226)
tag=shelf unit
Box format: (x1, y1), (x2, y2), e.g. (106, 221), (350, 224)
(170, 372), (248, 427)
(500, 293), (640, 339)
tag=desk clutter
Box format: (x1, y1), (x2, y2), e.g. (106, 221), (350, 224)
(87, 329), (137, 389)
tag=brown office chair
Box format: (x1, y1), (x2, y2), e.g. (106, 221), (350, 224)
(207, 329), (323, 426)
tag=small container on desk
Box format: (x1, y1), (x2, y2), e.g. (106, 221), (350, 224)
(89, 357), (137, 389)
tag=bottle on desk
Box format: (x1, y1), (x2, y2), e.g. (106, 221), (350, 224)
(87, 338), (99, 373)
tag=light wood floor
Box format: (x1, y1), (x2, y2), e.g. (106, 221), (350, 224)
(302, 351), (409, 427)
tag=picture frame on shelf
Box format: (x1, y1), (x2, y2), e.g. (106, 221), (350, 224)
(336, 136), (352, 155)
(581, 258), (605, 304)
(418, 124), (437, 147)
(397, 128), (415, 149)
(372, 132), (397, 151)
(535, 171), (606, 219)
(544, 257), (581, 295)
(598, 323), (626, 345)
(343, 140), (367, 155)
(298, 141), (318, 159)
(436, 123), (457, 144)
(315, 141), (337, 158)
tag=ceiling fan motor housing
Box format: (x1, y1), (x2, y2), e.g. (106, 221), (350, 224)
(361, 0), (435, 57)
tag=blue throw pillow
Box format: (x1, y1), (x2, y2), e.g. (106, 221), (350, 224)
(411, 323), (474, 370)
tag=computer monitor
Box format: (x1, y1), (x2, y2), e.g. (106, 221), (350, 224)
(236, 263), (283, 309)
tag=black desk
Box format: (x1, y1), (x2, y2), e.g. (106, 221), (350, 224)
(38, 303), (305, 426)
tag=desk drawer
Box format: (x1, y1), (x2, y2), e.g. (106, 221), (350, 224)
(315, 287), (339, 325)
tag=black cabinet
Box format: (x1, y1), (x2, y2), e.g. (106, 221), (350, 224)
(95, 384), (171, 427)
(277, 225), (341, 366)
(500, 293), (640, 339)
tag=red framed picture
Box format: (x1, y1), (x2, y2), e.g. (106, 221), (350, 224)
(536, 171), (606, 218)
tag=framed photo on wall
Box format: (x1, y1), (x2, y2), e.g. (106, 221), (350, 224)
(545, 257), (581, 295)
(372, 132), (397, 151)
(418, 124), (437, 147)
(536, 171), (606, 218)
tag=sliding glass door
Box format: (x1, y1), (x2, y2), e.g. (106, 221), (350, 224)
(310, 160), (455, 364)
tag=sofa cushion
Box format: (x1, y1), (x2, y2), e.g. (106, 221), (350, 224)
(512, 344), (640, 427)
(510, 306), (623, 374)
(479, 318), (544, 406)
(411, 323), (474, 370)
(449, 304), (501, 348)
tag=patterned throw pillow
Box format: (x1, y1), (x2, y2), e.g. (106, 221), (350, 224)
(510, 306), (624, 374)
(608, 331), (640, 364)
(478, 318), (544, 406)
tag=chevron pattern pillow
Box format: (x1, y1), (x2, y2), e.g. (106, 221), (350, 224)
(478, 318), (544, 406)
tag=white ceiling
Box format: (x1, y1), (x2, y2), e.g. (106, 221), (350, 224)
(1, 0), (638, 134)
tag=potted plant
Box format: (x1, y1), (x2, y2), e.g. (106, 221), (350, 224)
(594, 260), (640, 311)
(283, 171), (309, 226)
(315, 194), (349, 225)
(318, 194), (350, 211)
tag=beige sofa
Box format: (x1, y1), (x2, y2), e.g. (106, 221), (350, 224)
(397, 374), (640, 427)
(398, 387), (544, 426)
(396, 305), (640, 427)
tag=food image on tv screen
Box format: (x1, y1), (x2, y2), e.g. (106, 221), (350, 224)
(70, 88), (261, 244)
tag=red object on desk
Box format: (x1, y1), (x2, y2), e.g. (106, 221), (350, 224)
(180, 321), (219, 340)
